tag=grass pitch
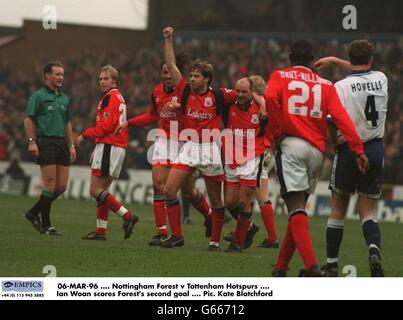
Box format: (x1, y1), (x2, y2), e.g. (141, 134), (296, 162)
(0, 194), (402, 277)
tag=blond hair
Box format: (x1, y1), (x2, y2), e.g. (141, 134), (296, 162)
(100, 65), (119, 85)
(249, 75), (266, 95)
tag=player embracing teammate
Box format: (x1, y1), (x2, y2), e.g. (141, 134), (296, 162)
(315, 40), (388, 277)
(266, 40), (369, 276)
(116, 55), (213, 246)
(161, 27), (237, 248)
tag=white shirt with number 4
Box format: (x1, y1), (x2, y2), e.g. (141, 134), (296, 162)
(335, 70), (388, 143)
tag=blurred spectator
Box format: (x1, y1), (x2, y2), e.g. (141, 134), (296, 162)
(5, 159), (26, 179)
(0, 126), (8, 160)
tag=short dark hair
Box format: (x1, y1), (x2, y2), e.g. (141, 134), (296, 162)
(289, 40), (314, 66)
(161, 52), (188, 73)
(348, 40), (374, 65)
(43, 61), (64, 76)
(190, 59), (214, 85)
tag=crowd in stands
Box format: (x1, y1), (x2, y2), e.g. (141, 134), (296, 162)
(0, 37), (402, 183)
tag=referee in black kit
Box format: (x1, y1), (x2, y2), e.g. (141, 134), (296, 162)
(24, 61), (76, 236)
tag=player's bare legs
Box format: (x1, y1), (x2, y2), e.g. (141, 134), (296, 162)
(152, 165), (170, 195)
(41, 165), (57, 193)
(223, 185), (240, 240)
(358, 195), (383, 276)
(274, 191), (319, 276)
(54, 165), (69, 196)
(324, 192), (349, 276)
(39, 165), (57, 230)
(224, 186), (239, 210)
(26, 164), (68, 235)
(227, 185), (256, 250)
(150, 165), (170, 242)
(162, 168), (193, 247)
(255, 178), (278, 248)
(181, 174), (212, 237)
(358, 196), (377, 220)
(223, 184), (260, 250)
(204, 178), (225, 249)
(84, 175), (138, 240)
(255, 179), (268, 203)
(203, 178), (223, 208)
(89, 175), (113, 197)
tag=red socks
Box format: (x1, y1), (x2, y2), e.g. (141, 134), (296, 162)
(235, 219), (250, 248)
(165, 199), (182, 237)
(210, 208), (225, 243)
(275, 223), (296, 271)
(103, 193), (122, 212)
(96, 204), (109, 235)
(260, 202), (278, 241)
(289, 213), (317, 270)
(153, 199), (167, 235)
(192, 193), (211, 218)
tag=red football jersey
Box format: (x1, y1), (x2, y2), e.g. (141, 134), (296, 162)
(128, 83), (184, 139)
(176, 78), (236, 142)
(83, 88), (128, 148)
(265, 66), (364, 155)
(223, 101), (267, 168)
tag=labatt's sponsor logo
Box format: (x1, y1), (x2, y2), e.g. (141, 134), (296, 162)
(160, 107), (177, 119)
(232, 128), (255, 139)
(187, 108), (213, 120)
(160, 97), (179, 118)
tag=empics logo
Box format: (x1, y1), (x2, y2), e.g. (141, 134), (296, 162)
(1, 281), (44, 293)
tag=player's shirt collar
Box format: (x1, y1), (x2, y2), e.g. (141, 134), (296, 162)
(102, 87), (118, 96)
(44, 85), (60, 95)
(106, 88), (118, 93)
(196, 87), (211, 96)
(235, 99), (253, 111)
(348, 69), (372, 76)
(163, 83), (175, 95)
(292, 65), (312, 72)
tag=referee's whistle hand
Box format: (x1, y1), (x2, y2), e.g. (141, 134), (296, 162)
(28, 143), (39, 158)
(70, 148), (77, 163)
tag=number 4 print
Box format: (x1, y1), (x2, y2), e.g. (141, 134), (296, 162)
(288, 81), (323, 119)
(365, 95), (379, 128)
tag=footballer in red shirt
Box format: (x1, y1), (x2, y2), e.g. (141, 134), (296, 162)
(221, 77), (268, 251)
(249, 75), (279, 249)
(162, 26), (240, 249)
(77, 65), (139, 241)
(265, 41), (369, 276)
(115, 59), (213, 246)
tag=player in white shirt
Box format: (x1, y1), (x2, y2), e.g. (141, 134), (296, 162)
(315, 40), (388, 277)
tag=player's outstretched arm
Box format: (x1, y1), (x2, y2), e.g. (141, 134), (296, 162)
(163, 26), (182, 87)
(314, 56), (352, 72)
(114, 120), (129, 136)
